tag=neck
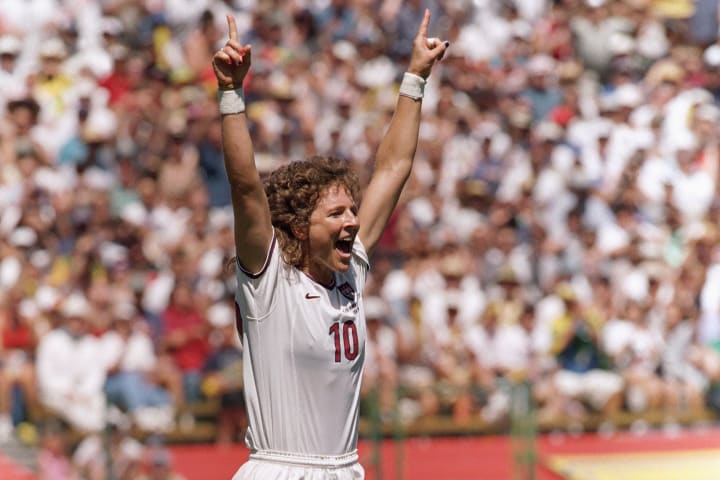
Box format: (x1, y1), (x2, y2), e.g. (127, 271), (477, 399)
(303, 263), (334, 288)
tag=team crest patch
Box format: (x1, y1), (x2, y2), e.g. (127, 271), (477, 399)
(338, 282), (356, 301)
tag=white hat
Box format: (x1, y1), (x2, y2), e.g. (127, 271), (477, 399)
(119, 202), (148, 226)
(0, 205), (22, 236)
(99, 241), (128, 267)
(83, 109), (118, 143)
(510, 20), (532, 39)
(526, 54), (555, 76)
(621, 269), (648, 302)
(8, 226), (37, 247)
(534, 121), (563, 142)
(595, 119), (613, 139)
(101, 17), (124, 36)
(599, 93), (618, 111)
(29, 249), (52, 270)
(39, 37), (68, 59)
(61, 292), (90, 318)
(18, 299), (39, 319)
(703, 45), (720, 68)
(609, 33), (635, 56)
(207, 303), (234, 328)
(332, 40), (357, 62)
(613, 84), (643, 108)
(0, 35), (21, 55)
(474, 121), (500, 141)
(34, 167), (76, 194)
(83, 167), (116, 191)
(0, 257), (21, 289)
(35, 285), (60, 312)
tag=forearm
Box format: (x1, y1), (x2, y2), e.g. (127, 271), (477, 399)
(221, 112), (262, 193)
(374, 95), (421, 177)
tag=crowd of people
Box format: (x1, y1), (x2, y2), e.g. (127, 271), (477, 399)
(1, 0), (720, 476)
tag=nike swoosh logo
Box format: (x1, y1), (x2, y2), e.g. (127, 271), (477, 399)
(305, 293), (320, 299)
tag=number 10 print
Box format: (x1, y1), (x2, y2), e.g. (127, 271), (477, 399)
(329, 321), (359, 362)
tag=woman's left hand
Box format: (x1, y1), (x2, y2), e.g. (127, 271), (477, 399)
(407, 9), (449, 80)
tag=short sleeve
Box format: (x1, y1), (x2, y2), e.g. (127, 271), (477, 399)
(351, 236), (370, 290)
(234, 234), (280, 320)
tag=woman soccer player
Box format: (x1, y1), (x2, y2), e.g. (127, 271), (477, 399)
(212, 10), (448, 480)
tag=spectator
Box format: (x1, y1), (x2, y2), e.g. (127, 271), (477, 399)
(103, 302), (175, 433)
(0, 35), (27, 104)
(361, 296), (400, 422)
(37, 424), (73, 480)
(424, 290), (477, 421)
(2, 98), (50, 171)
(160, 281), (210, 403)
(36, 293), (108, 433)
(543, 284), (624, 422)
(521, 54), (563, 122)
(0, 292), (39, 440)
(72, 424), (145, 480)
(570, 0), (634, 78)
(662, 304), (710, 411)
(201, 302), (246, 444)
(604, 300), (666, 412)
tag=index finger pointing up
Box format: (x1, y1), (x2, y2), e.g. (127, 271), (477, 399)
(416, 9), (430, 40)
(226, 14), (238, 41)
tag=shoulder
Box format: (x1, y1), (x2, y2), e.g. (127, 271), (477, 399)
(236, 234), (281, 281)
(352, 236), (369, 270)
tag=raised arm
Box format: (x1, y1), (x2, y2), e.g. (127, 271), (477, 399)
(358, 9), (448, 256)
(213, 15), (273, 273)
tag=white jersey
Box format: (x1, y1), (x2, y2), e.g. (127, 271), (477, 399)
(235, 234), (368, 457)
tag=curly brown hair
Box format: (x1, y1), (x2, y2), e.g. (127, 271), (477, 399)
(264, 156), (361, 269)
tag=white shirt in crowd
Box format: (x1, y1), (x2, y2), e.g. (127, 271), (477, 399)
(36, 327), (107, 432)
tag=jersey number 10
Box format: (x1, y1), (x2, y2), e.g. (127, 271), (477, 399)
(329, 321), (359, 362)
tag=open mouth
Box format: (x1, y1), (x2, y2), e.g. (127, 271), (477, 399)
(335, 238), (353, 255)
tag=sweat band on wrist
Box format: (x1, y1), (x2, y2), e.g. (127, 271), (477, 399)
(217, 88), (246, 115)
(399, 72), (426, 100)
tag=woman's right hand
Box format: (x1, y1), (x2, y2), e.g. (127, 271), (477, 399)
(212, 14), (252, 90)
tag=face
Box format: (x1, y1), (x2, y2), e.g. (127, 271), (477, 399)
(171, 283), (194, 310)
(304, 184), (359, 285)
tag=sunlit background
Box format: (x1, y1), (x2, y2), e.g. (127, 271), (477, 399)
(1, 0), (720, 478)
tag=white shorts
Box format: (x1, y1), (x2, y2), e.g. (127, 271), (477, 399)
(554, 369), (624, 410)
(232, 449), (364, 480)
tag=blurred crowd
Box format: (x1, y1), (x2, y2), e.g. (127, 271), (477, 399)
(1, 0), (720, 476)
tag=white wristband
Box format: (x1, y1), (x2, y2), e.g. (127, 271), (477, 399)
(217, 88), (246, 115)
(399, 72), (426, 100)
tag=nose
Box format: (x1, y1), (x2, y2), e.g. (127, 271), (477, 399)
(343, 209), (359, 229)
